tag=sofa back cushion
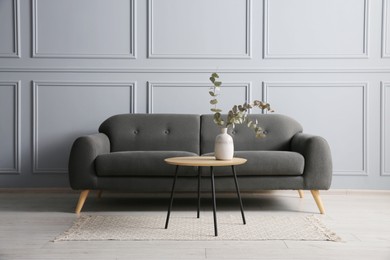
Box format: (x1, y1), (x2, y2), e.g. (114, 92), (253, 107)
(99, 114), (200, 153)
(200, 114), (303, 154)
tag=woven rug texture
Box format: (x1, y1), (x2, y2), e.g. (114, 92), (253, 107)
(55, 214), (341, 241)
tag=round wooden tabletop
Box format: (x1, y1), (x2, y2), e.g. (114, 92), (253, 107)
(164, 156), (247, 167)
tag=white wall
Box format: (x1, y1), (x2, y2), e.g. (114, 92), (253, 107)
(0, 0), (389, 189)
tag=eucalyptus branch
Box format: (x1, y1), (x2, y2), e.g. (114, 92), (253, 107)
(209, 73), (224, 126)
(209, 73), (274, 138)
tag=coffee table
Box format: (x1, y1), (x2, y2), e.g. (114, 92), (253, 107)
(164, 156), (247, 236)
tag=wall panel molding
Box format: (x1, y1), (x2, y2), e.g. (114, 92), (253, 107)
(0, 81), (20, 174)
(263, 82), (368, 176)
(32, 0), (136, 59)
(263, 0), (369, 59)
(147, 82), (251, 113)
(382, 0), (390, 58)
(147, 0), (251, 59)
(381, 82), (390, 176)
(32, 81), (136, 173)
(5, 67), (390, 74)
(0, 0), (20, 58)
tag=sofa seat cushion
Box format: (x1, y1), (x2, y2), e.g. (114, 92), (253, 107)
(202, 151), (304, 176)
(95, 151), (198, 177)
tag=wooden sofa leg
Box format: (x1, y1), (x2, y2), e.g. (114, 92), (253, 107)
(310, 190), (325, 214)
(298, 190), (304, 198)
(75, 190), (90, 214)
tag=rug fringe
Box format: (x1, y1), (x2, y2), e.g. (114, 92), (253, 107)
(306, 215), (342, 242)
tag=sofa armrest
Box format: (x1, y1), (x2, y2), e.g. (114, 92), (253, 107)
(68, 133), (110, 190)
(291, 133), (333, 190)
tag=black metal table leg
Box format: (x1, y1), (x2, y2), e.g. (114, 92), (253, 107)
(197, 167), (201, 218)
(210, 166), (218, 236)
(232, 166), (246, 225)
(165, 165), (179, 229)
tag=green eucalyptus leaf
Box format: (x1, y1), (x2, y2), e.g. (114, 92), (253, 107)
(253, 100), (260, 107)
(211, 73), (219, 78)
(211, 108), (222, 113)
(209, 91), (216, 96)
(214, 81), (222, 87)
(244, 103), (252, 109)
(210, 99), (218, 105)
(256, 131), (266, 138)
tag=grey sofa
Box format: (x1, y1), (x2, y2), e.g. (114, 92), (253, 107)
(69, 113), (332, 214)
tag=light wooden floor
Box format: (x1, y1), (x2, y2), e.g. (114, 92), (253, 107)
(0, 189), (389, 260)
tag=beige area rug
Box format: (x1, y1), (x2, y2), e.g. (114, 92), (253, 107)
(54, 214), (341, 242)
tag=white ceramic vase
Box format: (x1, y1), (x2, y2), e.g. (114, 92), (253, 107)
(214, 127), (234, 160)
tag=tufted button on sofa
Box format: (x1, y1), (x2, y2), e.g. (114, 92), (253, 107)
(68, 113), (332, 214)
